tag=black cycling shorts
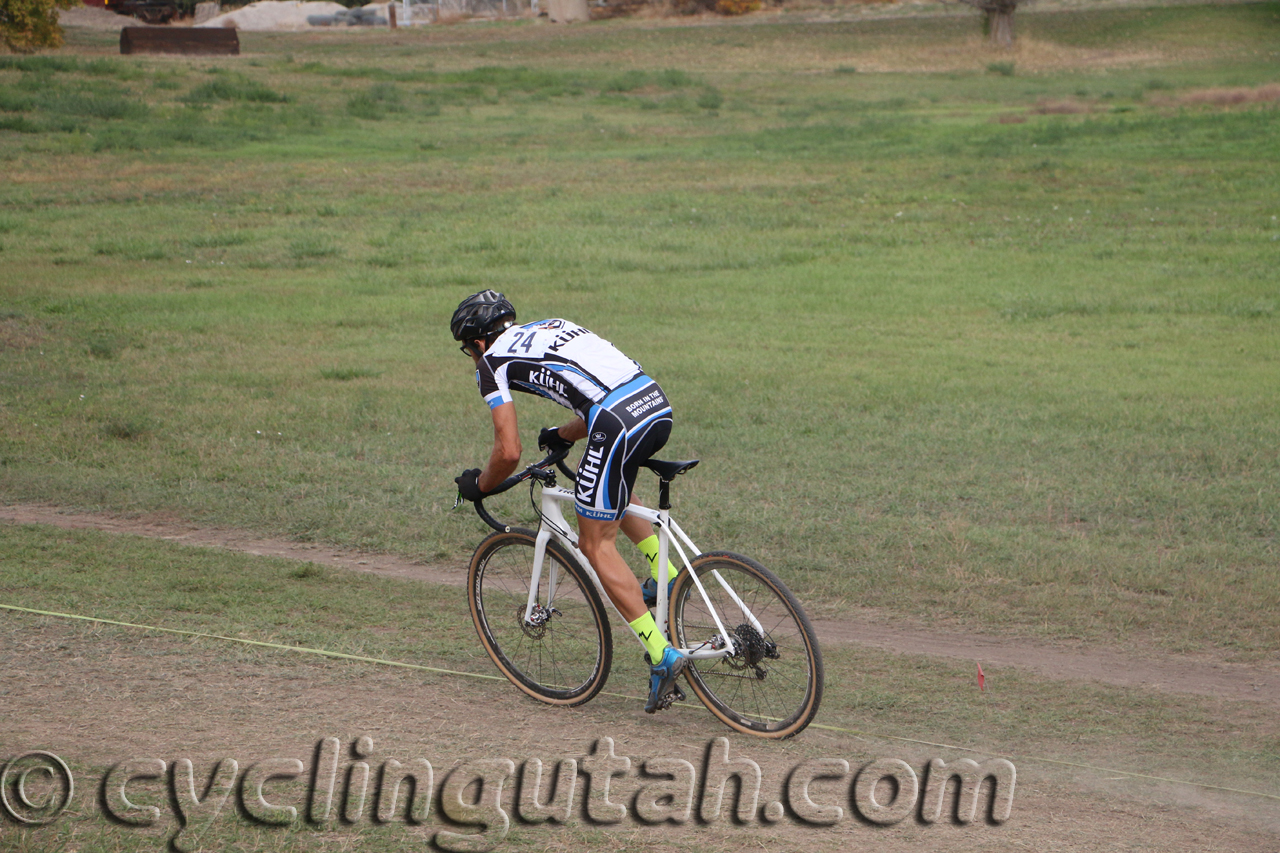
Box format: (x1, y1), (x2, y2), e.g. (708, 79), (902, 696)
(574, 375), (673, 522)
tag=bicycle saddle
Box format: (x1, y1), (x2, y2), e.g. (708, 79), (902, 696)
(643, 458), (699, 480)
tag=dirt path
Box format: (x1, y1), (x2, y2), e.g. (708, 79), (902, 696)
(4, 503), (1277, 708)
(5, 614), (1276, 853)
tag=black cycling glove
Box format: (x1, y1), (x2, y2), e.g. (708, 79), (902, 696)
(455, 468), (485, 503)
(538, 427), (574, 455)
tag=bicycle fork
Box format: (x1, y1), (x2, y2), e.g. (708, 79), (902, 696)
(524, 526), (558, 626)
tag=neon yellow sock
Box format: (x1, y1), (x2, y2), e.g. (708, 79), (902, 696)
(636, 534), (678, 584)
(629, 612), (669, 662)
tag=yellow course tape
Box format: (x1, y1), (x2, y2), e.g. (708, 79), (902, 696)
(3, 602), (1277, 803)
(0, 602), (507, 682)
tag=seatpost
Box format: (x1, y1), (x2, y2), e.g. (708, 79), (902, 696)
(656, 480), (672, 637)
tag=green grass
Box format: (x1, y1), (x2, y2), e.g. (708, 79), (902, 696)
(1, 1), (1278, 663)
(0, 524), (480, 666)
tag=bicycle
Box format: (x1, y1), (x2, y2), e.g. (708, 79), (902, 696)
(459, 445), (823, 739)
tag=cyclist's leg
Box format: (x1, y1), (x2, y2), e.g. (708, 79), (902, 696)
(577, 515), (647, 622)
(579, 516), (686, 715)
(582, 527), (685, 715)
(575, 392), (675, 620)
(619, 510), (654, 546)
(574, 406), (652, 623)
(588, 383), (682, 712)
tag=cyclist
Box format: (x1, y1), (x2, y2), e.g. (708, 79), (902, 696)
(450, 290), (686, 714)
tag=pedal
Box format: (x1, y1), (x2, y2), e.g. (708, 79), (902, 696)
(657, 683), (686, 710)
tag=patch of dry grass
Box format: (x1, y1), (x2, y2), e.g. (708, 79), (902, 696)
(807, 34), (1169, 74)
(1032, 98), (1095, 114)
(0, 316), (46, 351)
(1174, 82), (1280, 107)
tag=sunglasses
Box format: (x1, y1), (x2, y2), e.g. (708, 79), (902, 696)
(460, 343), (480, 358)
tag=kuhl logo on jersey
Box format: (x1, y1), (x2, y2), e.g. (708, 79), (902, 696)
(548, 326), (589, 353)
(528, 368), (567, 398)
(575, 445), (605, 504)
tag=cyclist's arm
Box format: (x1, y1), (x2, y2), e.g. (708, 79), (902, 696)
(478, 401), (521, 493)
(554, 417), (588, 443)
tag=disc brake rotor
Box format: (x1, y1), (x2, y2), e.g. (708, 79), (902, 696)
(518, 603), (557, 640)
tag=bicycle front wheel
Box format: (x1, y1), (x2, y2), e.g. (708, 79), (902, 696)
(669, 551), (823, 738)
(468, 528), (612, 706)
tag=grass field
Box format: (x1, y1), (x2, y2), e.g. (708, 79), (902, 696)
(0, 4), (1274, 637)
(2, 2), (1279, 849)
(2, 1), (1278, 660)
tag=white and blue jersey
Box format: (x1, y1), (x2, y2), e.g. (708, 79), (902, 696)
(476, 319), (673, 522)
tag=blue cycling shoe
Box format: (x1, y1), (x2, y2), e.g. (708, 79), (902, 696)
(645, 646), (687, 714)
(642, 577), (676, 608)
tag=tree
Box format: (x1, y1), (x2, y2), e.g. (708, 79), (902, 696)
(957, 0), (1019, 49)
(1, 0), (78, 53)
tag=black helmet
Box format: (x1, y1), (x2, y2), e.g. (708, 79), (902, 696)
(450, 290), (516, 343)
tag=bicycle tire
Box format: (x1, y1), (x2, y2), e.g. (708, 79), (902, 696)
(468, 528), (613, 706)
(669, 551), (823, 738)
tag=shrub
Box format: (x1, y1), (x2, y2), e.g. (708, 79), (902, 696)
(1, 0), (78, 53)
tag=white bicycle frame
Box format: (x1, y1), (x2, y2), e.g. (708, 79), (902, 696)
(523, 484), (763, 661)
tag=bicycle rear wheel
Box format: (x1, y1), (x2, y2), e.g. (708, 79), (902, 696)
(669, 551), (823, 738)
(468, 528), (612, 706)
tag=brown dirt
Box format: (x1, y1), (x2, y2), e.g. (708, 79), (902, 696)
(3, 616), (1279, 852)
